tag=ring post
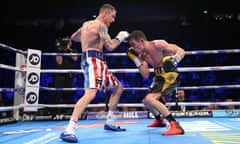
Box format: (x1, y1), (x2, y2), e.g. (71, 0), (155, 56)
(13, 53), (26, 120)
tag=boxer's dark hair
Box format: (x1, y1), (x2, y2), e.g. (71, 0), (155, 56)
(128, 30), (147, 41)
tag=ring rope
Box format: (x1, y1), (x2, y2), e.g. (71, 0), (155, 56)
(42, 53), (82, 56)
(176, 84), (240, 90)
(2, 65), (239, 73)
(0, 43), (26, 54)
(0, 105), (22, 112)
(1, 84), (238, 92)
(40, 66), (240, 73)
(0, 88), (25, 92)
(184, 49), (240, 55)
(1, 63), (239, 76)
(0, 64), (25, 72)
(40, 84), (240, 91)
(1, 43), (240, 56)
(41, 49), (240, 56)
(1, 101), (240, 112)
(2, 83), (238, 92)
(123, 84), (240, 90)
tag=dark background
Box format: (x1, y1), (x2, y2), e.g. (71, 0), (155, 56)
(0, 0), (239, 50)
(0, 0), (239, 106)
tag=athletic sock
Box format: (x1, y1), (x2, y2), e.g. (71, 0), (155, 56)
(155, 114), (162, 121)
(65, 118), (77, 134)
(106, 111), (116, 125)
(166, 114), (176, 122)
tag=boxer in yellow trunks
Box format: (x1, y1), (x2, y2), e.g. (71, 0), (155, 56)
(127, 30), (185, 135)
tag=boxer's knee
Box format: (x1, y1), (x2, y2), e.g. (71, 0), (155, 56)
(82, 89), (98, 101)
(117, 83), (123, 92)
(112, 83), (123, 95)
(142, 93), (154, 104)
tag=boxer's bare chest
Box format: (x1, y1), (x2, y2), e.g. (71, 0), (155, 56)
(143, 47), (164, 67)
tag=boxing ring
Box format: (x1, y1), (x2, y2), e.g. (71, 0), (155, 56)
(0, 43), (240, 144)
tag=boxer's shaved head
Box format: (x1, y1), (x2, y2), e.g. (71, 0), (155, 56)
(99, 4), (116, 14)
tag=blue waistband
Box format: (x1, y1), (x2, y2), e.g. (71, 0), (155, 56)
(82, 50), (104, 60)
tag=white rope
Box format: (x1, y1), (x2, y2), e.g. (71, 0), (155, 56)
(2, 84), (239, 92)
(0, 88), (16, 92)
(0, 43), (26, 54)
(177, 66), (240, 72)
(124, 84), (240, 90)
(0, 64), (25, 72)
(41, 69), (83, 73)
(1, 42), (240, 56)
(40, 66), (240, 73)
(41, 49), (240, 56)
(0, 64), (240, 73)
(1, 102), (240, 111)
(41, 84), (240, 91)
(41, 87), (83, 91)
(42, 53), (82, 56)
(0, 105), (23, 111)
(1, 62), (239, 74)
(0, 88), (25, 92)
(179, 85), (240, 90)
(185, 49), (240, 55)
(1, 64), (239, 73)
(168, 102), (240, 106)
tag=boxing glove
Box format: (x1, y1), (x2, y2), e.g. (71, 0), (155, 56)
(127, 48), (142, 67)
(162, 54), (182, 72)
(115, 31), (129, 43)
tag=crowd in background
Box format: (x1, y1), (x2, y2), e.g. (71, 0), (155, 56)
(0, 7), (240, 110)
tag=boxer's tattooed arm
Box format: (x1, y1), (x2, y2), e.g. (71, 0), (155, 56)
(99, 24), (120, 50)
(99, 24), (112, 45)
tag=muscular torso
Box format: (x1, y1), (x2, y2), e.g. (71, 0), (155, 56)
(140, 41), (174, 68)
(80, 20), (104, 52)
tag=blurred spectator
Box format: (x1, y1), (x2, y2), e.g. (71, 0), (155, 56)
(53, 36), (78, 105)
(0, 93), (3, 106)
(120, 106), (129, 112)
(224, 99), (235, 110)
(192, 105), (201, 110)
(127, 107), (138, 111)
(202, 100), (219, 110)
(87, 101), (106, 112)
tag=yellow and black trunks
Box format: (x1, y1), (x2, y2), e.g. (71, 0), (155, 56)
(149, 67), (180, 98)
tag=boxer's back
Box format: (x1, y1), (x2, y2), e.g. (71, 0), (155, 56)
(80, 20), (104, 52)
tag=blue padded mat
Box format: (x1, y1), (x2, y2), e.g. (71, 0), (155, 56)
(0, 117), (240, 144)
